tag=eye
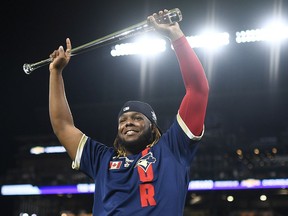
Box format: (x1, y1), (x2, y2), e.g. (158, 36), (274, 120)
(119, 118), (126, 123)
(134, 116), (143, 121)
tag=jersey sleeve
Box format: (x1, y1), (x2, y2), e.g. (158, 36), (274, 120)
(72, 134), (113, 179)
(172, 36), (209, 138)
(72, 134), (88, 170)
(160, 119), (200, 166)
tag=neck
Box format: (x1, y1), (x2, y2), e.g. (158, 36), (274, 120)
(124, 143), (148, 156)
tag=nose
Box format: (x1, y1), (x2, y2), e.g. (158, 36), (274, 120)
(125, 119), (134, 127)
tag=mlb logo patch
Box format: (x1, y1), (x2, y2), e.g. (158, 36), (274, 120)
(109, 161), (122, 170)
(123, 106), (130, 112)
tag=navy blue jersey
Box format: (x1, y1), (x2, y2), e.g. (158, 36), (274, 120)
(73, 116), (202, 216)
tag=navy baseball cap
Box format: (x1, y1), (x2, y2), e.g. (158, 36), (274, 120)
(118, 101), (161, 133)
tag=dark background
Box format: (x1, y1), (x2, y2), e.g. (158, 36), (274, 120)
(1, 0), (288, 215)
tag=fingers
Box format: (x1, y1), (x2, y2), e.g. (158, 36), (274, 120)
(148, 9), (169, 26)
(156, 9), (167, 17)
(49, 38), (71, 60)
(66, 38), (72, 55)
(59, 45), (64, 53)
(49, 50), (58, 60)
(147, 15), (156, 26)
(54, 46), (65, 60)
(153, 9), (167, 17)
(147, 10), (163, 26)
(50, 46), (62, 57)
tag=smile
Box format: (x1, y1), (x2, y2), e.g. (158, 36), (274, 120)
(125, 130), (138, 135)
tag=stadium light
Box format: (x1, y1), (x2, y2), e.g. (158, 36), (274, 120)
(111, 31), (230, 57)
(236, 20), (288, 43)
(111, 37), (166, 57)
(186, 32), (230, 49)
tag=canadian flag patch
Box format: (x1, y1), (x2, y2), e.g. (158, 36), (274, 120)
(109, 161), (122, 170)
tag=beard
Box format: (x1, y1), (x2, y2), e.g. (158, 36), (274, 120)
(118, 126), (154, 154)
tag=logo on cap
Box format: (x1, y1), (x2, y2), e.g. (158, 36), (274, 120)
(151, 111), (157, 123)
(123, 106), (130, 112)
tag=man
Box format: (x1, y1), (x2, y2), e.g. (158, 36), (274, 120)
(49, 9), (209, 216)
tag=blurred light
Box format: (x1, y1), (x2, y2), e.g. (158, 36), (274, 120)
(111, 32), (230, 57)
(227, 195), (234, 202)
(240, 179), (261, 188)
(3, 179), (288, 196)
(30, 146), (45, 155)
(260, 194), (267, 201)
(254, 148), (260, 155)
(188, 180), (214, 190)
(19, 212), (37, 216)
(190, 193), (202, 205)
(44, 146), (66, 153)
(77, 183), (95, 193)
(30, 146), (66, 155)
(264, 20), (288, 41)
(236, 149), (242, 156)
(236, 21), (288, 43)
(262, 179), (288, 187)
(278, 189), (288, 195)
(2, 184), (40, 195)
(186, 32), (230, 49)
(272, 147), (278, 154)
(111, 37), (166, 56)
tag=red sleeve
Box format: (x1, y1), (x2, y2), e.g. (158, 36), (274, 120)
(172, 36), (209, 137)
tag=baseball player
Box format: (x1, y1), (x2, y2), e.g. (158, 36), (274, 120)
(49, 9), (209, 216)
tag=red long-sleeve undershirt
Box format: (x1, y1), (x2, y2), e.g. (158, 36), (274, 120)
(172, 36), (209, 136)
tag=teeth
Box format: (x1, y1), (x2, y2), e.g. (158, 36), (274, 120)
(126, 131), (136, 135)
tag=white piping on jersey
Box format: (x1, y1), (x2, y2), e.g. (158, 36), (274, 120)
(71, 114), (204, 170)
(176, 112), (204, 140)
(72, 134), (88, 170)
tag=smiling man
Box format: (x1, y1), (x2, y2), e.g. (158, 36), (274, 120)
(115, 101), (161, 156)
(48, 9), (209, 216)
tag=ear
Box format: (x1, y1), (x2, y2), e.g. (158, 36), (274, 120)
(150, 123), (156, 133)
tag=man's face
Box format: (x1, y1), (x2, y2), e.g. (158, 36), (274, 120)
(118, 111), (153, 153)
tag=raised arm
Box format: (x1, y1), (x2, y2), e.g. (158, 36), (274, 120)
(148, 10), (209, 137)
(49, 38), (84, 160)
(173, 37), (209, 137)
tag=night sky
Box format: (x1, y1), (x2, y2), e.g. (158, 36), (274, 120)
(1, 0), (288, 176)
